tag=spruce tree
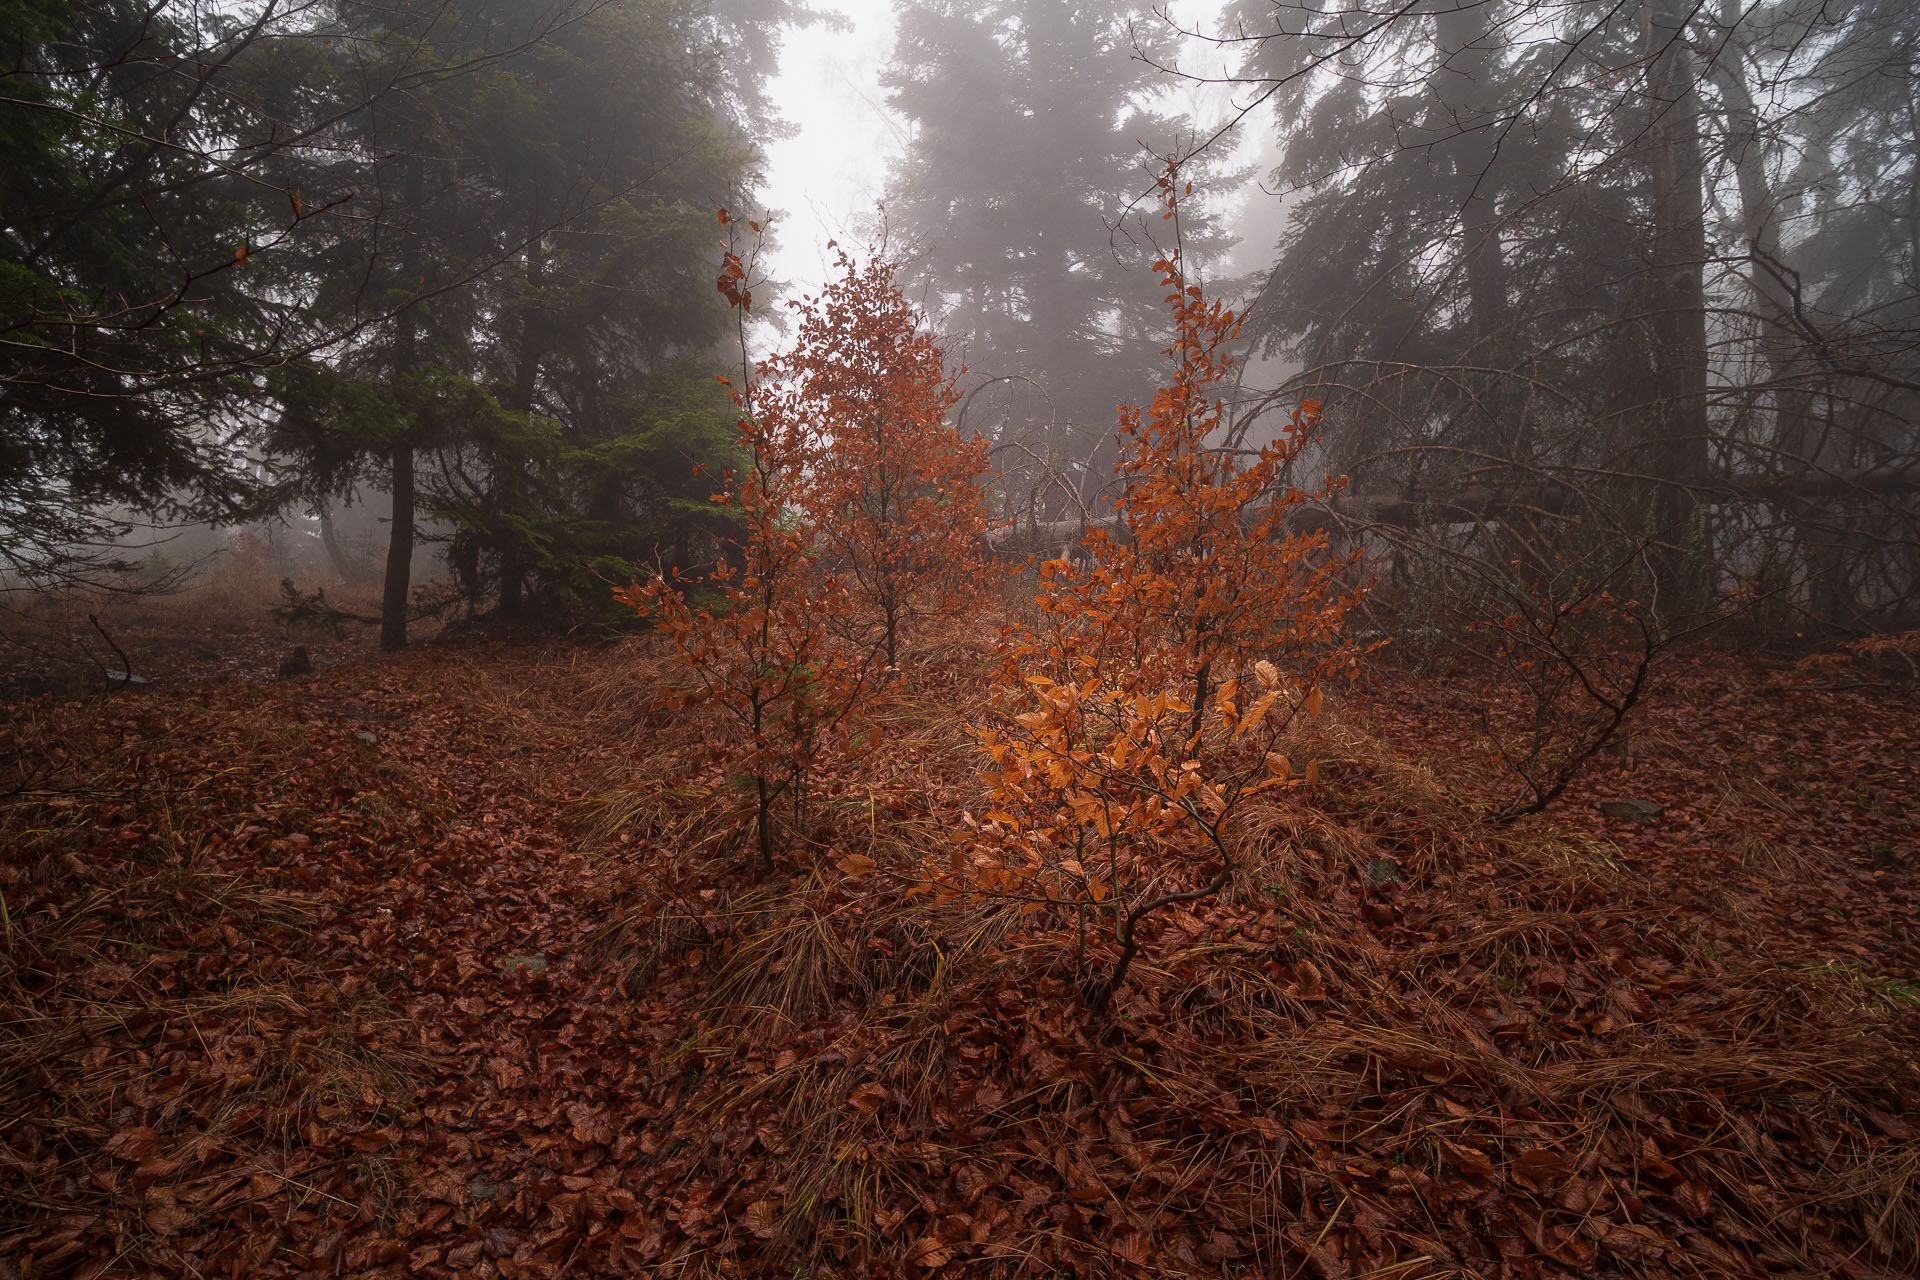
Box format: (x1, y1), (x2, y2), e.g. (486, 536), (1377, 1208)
(882, 0), (1229, 514)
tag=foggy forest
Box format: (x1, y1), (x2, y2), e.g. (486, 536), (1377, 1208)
(2, 0), (1916, 1276)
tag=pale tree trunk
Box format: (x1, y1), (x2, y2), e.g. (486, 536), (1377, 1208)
(319, 506), (371, 588)
(497, 329), (538, 620)
(497, 236), (544, 619)
(1432, 2), (1549, 580)
(380, 443), (415, 651)
(1432, 1), (1507, 370)
(1708, 1), (1854, 628)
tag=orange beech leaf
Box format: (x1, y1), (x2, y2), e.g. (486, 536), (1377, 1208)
(1440, 1138), (1497, 1178)
(743, 1200), (778, 1238)
(908, 1236), (953, 1268)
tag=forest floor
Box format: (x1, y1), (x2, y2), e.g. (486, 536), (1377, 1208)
(0, 570), (391, 702)
(2, 621), (1916, 1279)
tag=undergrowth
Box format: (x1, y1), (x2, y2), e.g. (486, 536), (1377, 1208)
(6, 631), (1912, 1279)
(592, 629), (1920, 1279)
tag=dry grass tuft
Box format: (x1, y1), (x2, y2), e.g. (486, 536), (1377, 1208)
(1841, 1134), (1920, 1274)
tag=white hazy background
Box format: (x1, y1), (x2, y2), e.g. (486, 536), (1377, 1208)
(760, 0), (905, 298)
(758, 1), (1247, 300)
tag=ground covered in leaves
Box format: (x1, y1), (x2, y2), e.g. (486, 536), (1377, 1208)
(3, 632), (1915, 1278)
(0, 570), (388, 702)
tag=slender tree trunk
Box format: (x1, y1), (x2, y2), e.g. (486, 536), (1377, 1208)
(496, 361), (535, 621)
(1432, 3), (1549, 583)
(381, 444), (415, 651)
(498, 242), (544, 619)
(497, 529), (526, 618)
(319, 506), (368, 588)
(1433, 1), (1506, 371)
(1645, 0), (1714, 618)
(1707, 8), (1854, 629)
(381, 154), (426, 653)
(496, 346), (537, 618)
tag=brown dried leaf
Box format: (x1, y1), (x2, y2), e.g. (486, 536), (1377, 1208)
(1510, 1148), (1571, 1193)
(103, 1126), (162, 1162)
(1439, 1138), (1496, 1178)
(1521, 1210), (1599, 1267)
(1601, 1223), (1668, 1260)
(908, 1235), (952, 1268)
(743, 1199), (778, 1239)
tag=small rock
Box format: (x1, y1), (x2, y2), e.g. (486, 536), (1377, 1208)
(1600, 797), (1663, 825)
(353, 730), (379, 745)
(502, 954), (549, 976)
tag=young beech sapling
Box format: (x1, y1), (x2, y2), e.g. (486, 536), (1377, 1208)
(769, 250), (995, 669)
(928, 170), (1365, 1009)
(617, 212), (865, 871)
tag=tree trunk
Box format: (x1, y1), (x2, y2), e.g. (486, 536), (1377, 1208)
(1432, 1), (1547, 581)
(1644, 0), (1713, 618)
(380, 153), (426, 653)
(1432, 1), (1506, 368)
(1707, 4), (1856, 628)
(380, 444), (415, 651)
(497, 243), (544, 619)
(319, 505), (370, 588)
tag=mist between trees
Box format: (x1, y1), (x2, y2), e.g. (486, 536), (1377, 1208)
(4, 0), (1915, 661)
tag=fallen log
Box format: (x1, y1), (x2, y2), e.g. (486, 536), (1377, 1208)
(979, 464), (1920, 554)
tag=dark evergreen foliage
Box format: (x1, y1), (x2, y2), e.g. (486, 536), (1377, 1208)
(3, 0), (786, 631)
(881, 0), (1233, 512)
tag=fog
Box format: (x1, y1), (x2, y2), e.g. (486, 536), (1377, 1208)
(4, 0), (1916, 642)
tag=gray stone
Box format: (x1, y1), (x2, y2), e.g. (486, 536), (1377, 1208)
(1600, 797), (1663, 825)
(353, 730), (378, 745)
(502, 953), (549, 976)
